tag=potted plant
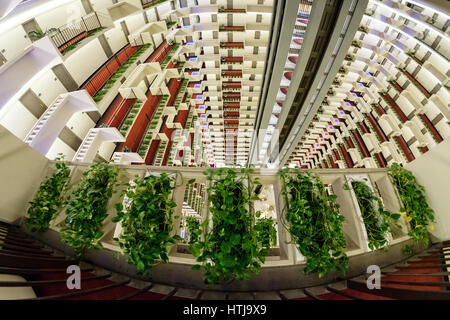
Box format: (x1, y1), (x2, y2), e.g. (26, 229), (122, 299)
(344, 177), (400, 250)
(389, 163), (435, 245)
(25, 155), (71, 232)
(280, 169), (349, 277)
(112, 173), (180, 273)
(188, 168), (276, 284)
(60, 163), (120, 256)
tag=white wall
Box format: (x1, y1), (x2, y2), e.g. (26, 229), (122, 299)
(105, 26), (128, 54)
(405, 139), (450, 242)
(0, 124), (49, 224)
(35, 1), (86, 32)
(0, 101), (37, 140)
(0, 25), (31, 60)
(64, 39), (108, 86)
(46, 137), (76, 161)
(30, 69), (68, 106)
(66, 112), (95, 140)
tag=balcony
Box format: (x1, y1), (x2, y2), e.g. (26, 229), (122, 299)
(141, 0), (169, 9)
(220, 42), (245, 49)
(218, 8), (246, 13)
(24, 91), (98, 156)
(219, 26), (245, 32)
(73, 128), (125, 163)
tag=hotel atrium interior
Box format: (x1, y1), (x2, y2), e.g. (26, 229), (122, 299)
(0, 0), (449, 303)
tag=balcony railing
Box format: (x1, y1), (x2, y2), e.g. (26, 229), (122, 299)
(141, 0), (169, 9)
(47, 12), (103, 55)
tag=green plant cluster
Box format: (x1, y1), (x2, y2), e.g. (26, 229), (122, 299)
(280, 169), (349, 278)
(93, 44), (151, 102)
(25, 156), (71, 232)
(185, 216), (202, 245)
(113, 173), (179, 273)
(60, 163), (120, 256)
(389, 163), (435, 245)
(345, 179), (400, 250)
(189, 168), (276, 284)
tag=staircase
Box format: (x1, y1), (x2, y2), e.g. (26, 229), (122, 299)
(0, 222), (449, 300)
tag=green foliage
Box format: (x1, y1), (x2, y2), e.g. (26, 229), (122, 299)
(402, 244), (415, 256)
(61, 163), (120, 256)
(254, 217), (277, 249)
(189, 168), (276, 284)
(112, 173), (179, 274)
(25, 155), (71, 232)
(185, 216), (201, 245)
(389, 163), (435, 246)
(345, 179), (400, 251)
(280, 169), (349, 278)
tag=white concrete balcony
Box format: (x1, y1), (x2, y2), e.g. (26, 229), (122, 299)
(24, 91), (98, 156)
(190, 5), (218, 14)
(0, 37), (62, 110)
(106, 2), (140, 22)
(119, 63), (161, 100)
(128, 21), (168, 45)
(73, 127), (125, 163)
(111, 152), (145, 165)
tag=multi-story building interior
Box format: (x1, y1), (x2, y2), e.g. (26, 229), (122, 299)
(0, 0), (449, 302)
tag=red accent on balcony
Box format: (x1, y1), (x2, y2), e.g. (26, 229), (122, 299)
(277, 102), (283, 107)
(293, 38), (303, 45)
(222, 70), (242, 77)
(222, 82), (241, 88)
(358, 122), (370, 134)
(288, 56), (298, 64)
(345, 137), (355, 149)
(339, 145), (354, 168)
(120, 94), (162, 152)
(421, 146), (429, 153)
(224, 111), (240, 117)
(334, 150), (341, 161)
(145, 41), (172, 63)
(220, 26), (245, 31)
(323, 160), (329, 168)
(390, 80), (403, 92)
(375, 152), (387, 168)
(395, 135), (415, 162)
(224, 102), (240, 108)
(298, 19), (309, 24)
(383, 94), (408, 123)
(328, 155), (339, 168)
(176, 108), (189, 128)
(58, 31), (88, 53)
(225, 119), (239, 124)
(367, 113), (388, 142)
(100, 95), (136, 128)
(222, 57), (243, 63)
(280, 88), (288, 95)
(373, 103), (386, 116)
(167, 78), (181, 106)
(284, 72), (293, 80)
(145, 140), (160, 165)
(353, 130), (371, 158)
(162, 141), (173, 166)
(420, 114), (443, 143)
(223, 92), (240, 99)
(220, 42), (244, 48)
(166, 60), (176, 69)
(402, 70), (431, 98)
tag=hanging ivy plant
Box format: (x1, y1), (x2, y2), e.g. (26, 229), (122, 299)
(345, 179), (400, 250)
(185, 216), (202, 245)
(189, 168), (276, 284)
(389, 163), (435, 246)
(112, 173), (180, 273)
(280, 169), (349, 278)
(25, 155), (71, 232)
(60, 163), (120, 257)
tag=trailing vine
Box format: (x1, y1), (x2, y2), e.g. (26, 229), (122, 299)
(185, 216), (202, 245)
(280, 169), (349, 278)
(25, 155), (71, 232)
(189, 168), (276, 284)
(112, 173), (180, 273)
(345, 179), (400, 250)
(60, 163), (120, 257)
(389, 163), (435, 246)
